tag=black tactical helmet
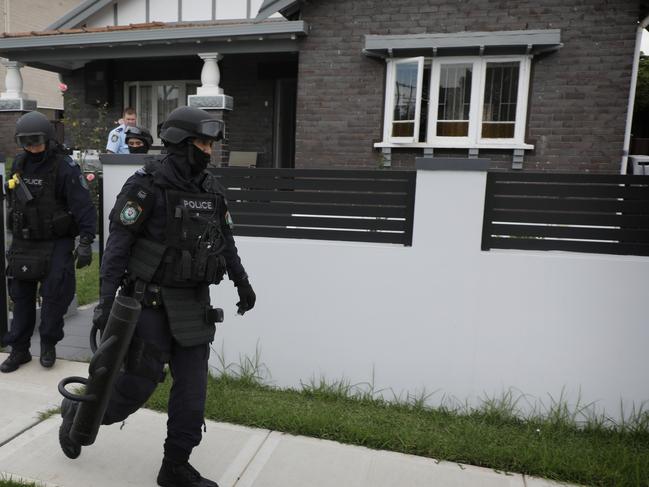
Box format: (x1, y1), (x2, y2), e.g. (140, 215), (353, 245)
(159, 106), (223, 145)
(15, 111), (55, 147)
(125, 126), (154, 150)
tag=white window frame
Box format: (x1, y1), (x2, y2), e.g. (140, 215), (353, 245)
(383, 57), (425, 144)
(378, 55), (533, 150)
(123, 80), (200, 144)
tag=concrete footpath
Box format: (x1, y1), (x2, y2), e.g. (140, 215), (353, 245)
(0, 308), (575, 487)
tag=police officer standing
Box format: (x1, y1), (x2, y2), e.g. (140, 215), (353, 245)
(0, 111), (97, 373)
(106, 107), (137, 154)
(59, 106), (256, 487)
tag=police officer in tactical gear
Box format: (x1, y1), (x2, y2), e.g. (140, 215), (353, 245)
(0, 111), (97, 373)
(59, 106), (256, 487)
(125, 125), (154, 154)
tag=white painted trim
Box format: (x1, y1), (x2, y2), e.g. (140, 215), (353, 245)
(385, 57), (424, 144)
(373, 141), (535, 150)
(382, 54), (533, 150)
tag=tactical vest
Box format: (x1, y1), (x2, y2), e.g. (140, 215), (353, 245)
(8, 155), (78, 240)
(127, 189), (227, 288)
(122, 165), (228, 346)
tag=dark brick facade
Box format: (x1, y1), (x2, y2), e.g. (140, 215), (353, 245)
(292, 0), (642, 171)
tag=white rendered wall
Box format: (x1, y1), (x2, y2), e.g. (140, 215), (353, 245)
(182, 0), (212, 21)
(101, 164), (649, 418)
(85, 7), (115, 27)
(117, 0), (146, 24)
(215, 0), (246, 19)
(149, 0), (178, 23)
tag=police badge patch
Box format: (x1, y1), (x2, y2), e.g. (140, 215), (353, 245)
(111, 134), (119, 143)
(120, 200), (143, 225)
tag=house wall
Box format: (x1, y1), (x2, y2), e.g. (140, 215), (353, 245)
(101, 162), (649, 419)
(84, 0), (267, 26)
(61, 53), (289, 164)
(293, 0), (640, 172)
(0, 0), (81, 110)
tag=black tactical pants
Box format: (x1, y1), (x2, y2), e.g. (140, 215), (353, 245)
(101, 306), (210, 464)
(3, 239), (75, 351)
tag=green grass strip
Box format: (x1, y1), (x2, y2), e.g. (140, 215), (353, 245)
(147, 375), (649, 487)
(75, 251), (99, 306)
(0, 479), (40, 487)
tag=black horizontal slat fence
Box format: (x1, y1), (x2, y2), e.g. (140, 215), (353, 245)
(209, 167), (417, 245)
(482, 171), (649, 256)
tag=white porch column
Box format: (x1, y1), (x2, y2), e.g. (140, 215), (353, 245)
(197, 53), (224, 96)
(0, 60), (36, 111)
(1, 60), (27, 99)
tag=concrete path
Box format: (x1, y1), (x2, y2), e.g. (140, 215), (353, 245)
(0, 354), (575, 487)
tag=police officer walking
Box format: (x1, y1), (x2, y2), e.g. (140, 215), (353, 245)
(0, 111), (97, 373)
(59, 106), (256, 487)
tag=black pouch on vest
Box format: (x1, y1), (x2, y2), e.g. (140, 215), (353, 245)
(6, 240), (55, 280)
(160, 286), (216, 346)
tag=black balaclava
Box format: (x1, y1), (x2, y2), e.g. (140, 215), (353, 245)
(155, 141), (210, 192)
(24, 150), (47, 164)
(128, 145), (148, 154)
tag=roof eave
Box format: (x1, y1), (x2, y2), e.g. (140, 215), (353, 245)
(47, 0), (114, 31)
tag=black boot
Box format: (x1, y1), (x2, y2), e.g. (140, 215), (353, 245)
(59, 398), (82, 459)
(0, 349), (31, 373)
(157, 458), (219, 487)
(40, 343), (56, 368)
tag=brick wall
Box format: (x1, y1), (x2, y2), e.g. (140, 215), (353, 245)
(294, 0), (641, 171)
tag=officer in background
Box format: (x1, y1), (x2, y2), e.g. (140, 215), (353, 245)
(106, 107), (137, 154)
(59, 106), (256, 487)
(125, 125), (154, 154)
(0, 111), (97, 373)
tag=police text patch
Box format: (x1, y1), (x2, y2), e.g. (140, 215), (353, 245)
(181, 198), (214, 211)
(119, 200), (143, 225)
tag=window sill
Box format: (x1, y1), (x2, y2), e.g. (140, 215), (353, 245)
(374, 141), (535, 150)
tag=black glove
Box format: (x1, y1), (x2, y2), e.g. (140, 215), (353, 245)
(235, 279), (256, 315)
(74, 235), (93, 269)
(92, 296), (114, 333)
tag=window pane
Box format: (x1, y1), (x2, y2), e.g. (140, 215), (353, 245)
(482, 62), (519, 139)
(140, 86), (153, 133)
(437, 63), (472, 137)
(157, 84), (180, 127)
(392, 61), (419, 138)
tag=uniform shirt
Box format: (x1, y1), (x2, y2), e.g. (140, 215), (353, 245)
(11, 150), (97, 241)
(100, 160), (247, 299)
(106, 125), (129, 154)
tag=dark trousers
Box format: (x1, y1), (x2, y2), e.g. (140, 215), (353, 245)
(3, 239), (75, 351)
(102, 306), (210, 464)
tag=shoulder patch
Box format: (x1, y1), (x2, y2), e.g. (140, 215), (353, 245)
(79, 174), (89, 189)
(111, 134), (119, 143)
(64, 155), (77, 167)
(225, 210), (234, 229)
(119, 200), (143, 225)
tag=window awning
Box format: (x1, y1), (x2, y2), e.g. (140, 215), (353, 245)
(363, 29), (562, 58)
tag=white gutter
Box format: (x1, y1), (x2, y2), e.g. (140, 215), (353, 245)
(621, 17), (649, 174)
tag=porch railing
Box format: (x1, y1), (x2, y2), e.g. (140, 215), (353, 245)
(481, 171), (649, 256)
(210, 167), (417, 246)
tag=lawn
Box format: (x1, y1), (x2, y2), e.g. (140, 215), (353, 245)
(75, 252), (99, 306)
(146, 370), (649, 487)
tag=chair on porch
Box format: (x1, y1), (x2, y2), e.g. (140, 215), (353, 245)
(227, 151), (257, 167)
